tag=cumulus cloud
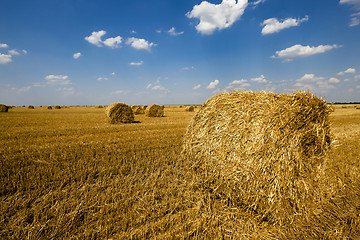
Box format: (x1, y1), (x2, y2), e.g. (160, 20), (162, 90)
(261, 16), (309, 35)
(329, 77), (341, 83)
(226, 79), (250, 89)
(186, 0), (248, 35)
(0, 43), (8, 48)
(45, 75), (71, 85)
(182, 66), (196, 71)
(193, 84), (201, 90)
(251, 75), (267, 83)
(340, 0), (360, 8)
(168, 27), (184, 36)
(0, 53), (12, 64)
(85, 30), (122, 48)
(126, 37), (156, 51)
(73, 52), (81, 59)
(10, 86), (31, 94)
(129, 61), (143, 66)
(207, 79), (219, 89)
(295, 73), (336, 93)
(85, 30), (106, 47)
(152, 85), (166, 91)
(8, 49), (20, 55)
(103, 36), (122, 48)
(272, 44), (340, 61)
(337, 67), (356, 75)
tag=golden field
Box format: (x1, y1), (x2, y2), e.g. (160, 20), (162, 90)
(1, 105), (359, 239)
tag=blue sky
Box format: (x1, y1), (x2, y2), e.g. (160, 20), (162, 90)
(1, 0), (360, 106)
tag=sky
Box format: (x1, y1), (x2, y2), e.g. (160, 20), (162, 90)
(0, 0), (360, 106)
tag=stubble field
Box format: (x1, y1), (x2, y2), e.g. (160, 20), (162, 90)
(1, 105), (360, 239)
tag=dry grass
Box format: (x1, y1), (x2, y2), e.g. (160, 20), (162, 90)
(0, 102), (359, 239)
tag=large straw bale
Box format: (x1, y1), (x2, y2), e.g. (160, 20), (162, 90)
(145, 104), (164, 117)
(47, 106), (52, 109)
(182, 90), (332, 226)
(105, 103), (134, 123)
(28, 105), (34, 109)
(54, 105), (61, 109)
(185, 105), (194, 112)
(133, 106), (145, 115)
(0, 104), (9, 112)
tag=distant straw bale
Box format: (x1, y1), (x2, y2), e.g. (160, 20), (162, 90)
(105, 103), (134, 124)
(95, 105), (104, 108)
(28, 105), (34, 109)
(182, 90), (332, 226)
(185, 106), (195, 112)
(55, 105), (61, 109)
(133, 106), (145, 115)
(0, 104), (9, 112)
(47, 106), (53, 109)
(145, 104), (164, 117)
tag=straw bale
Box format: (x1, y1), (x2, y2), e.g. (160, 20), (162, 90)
(133, 106), (145, 115)
(145, 104), (164, 117)
(95, 105), (104, 108)
(0, 104), (9, 112)
(28, 105), (34, 109)
(185, 105), (194, 112)
(143, 105), (148, 110)
(182, 90), (332, 226)
(55, 105), (61, 109)
(105, 103), (134, 123)
(47, 106), (53, 109)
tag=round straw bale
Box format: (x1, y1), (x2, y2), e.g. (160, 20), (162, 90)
(182, 90), (332, 225)
(95, 105), (104, 108)
(143, 105), (148, 110)
(28, 105), (34, 109)
(105, 103), (134, 123)
(54, 105), (61, 109)
(133, 106), (145, 115)
(0, 104), (9, 112)
(47, 106), (53, 109)
(185, 105), (195, 112)
(145, 104), (164, 117)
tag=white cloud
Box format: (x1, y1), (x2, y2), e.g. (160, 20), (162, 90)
(85, 30), (106, 47)
(111, 72), (115, 76)
(0, 53), (12, 64)
(57, 87), (75, 95)
(261, 16), (309, 35)
(193, 84), (201, 90)
(168, 27), (184, 36)
(131, 30), (137, 34)
(226, 79), (250, 89)
(10, 86), (31, 94)
(156, 29), (162, 34)
(126, 37), (156, 51)
(0, 43), (8, 48)
(146, 83), (152, 89)
(340, 0), (360, 8)
(295, 74), (335, 93)
(45, 75), (71, 85)
(22, 50), (27, 54)
(186, 0), (248, 35)
(329, 77), (341, 83)
(85, 30), (122, 48)
(207, 79), (219, 89)
(182, 66), (196, 71)
(251, 0), (266, 5)
(337, 67), (356, 75)
(8, 49), (20, 55)
(129, 61), (143, 66)
(251, 74), (267, 83)
(350, 12), (360, 26)
(152, 85), (166, 90)
(103, 36), (122, 48)
(97, 77), (108, 81)
(111, 90), (130, 95)
(73, 52), (81, 59)
(272, 44), (340, 61)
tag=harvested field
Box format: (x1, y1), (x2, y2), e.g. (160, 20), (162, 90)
(0, 102), (359, 239)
